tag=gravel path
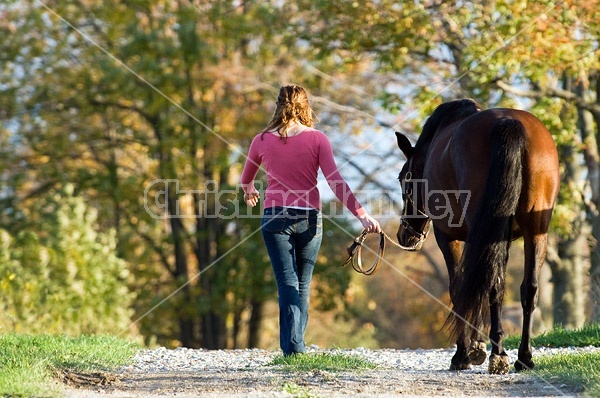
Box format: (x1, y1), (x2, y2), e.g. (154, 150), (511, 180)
(63, 346), (598, 397)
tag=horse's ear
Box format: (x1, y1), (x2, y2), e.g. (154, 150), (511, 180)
(395, 132), (414, 158)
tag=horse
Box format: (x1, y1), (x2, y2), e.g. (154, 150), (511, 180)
(395, 99), (560, 374)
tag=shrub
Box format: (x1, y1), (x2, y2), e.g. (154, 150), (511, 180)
(0, 186), (134, 335)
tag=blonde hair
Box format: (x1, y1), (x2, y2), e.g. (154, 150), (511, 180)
(261, 85), (316, 142)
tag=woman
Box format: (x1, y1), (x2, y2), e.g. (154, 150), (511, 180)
(241, 85), (380, 356)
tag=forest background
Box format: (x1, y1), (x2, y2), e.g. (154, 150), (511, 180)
(1, 0), (599, 350)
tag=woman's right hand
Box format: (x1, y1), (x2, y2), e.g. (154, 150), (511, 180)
(358, 213), (381, 234)
(244, 187), (260, 207)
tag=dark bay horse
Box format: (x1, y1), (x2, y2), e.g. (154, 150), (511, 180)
(395, 99), (559, 374)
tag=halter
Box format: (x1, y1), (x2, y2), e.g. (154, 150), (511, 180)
(398, 163), (432, 251)
(341, 158), (434, 275)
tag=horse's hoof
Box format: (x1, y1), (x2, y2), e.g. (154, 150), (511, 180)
(449, 362), (471, 371)
(468, 341), (487, 366)
(488, 353), (510, 374)
(514, 359), (535, 372)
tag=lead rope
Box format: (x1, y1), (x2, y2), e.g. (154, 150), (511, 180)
(382, 230), (410, 249)
(342, 228), (430, 275)
(342, 230), (384, 275)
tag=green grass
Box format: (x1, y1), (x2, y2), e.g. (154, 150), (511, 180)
(503, 323), (600, 397)
(271, 353), (376, 398)
(504, 322), (600, 349)
(269, 352), (377, 372)
(533, 351), (600, 397)
(0, 334), (139, 397)
(281, 381), (320, 398)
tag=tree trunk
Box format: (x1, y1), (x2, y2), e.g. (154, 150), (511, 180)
(154, 116), (196, 348)
(247, 299), (264, 348)
(196, 158), (226, 349)
(170, 203), (196, 347)
(551, 237), (586, 328)
(576, 76), (600, 323)
(549, 98), (586, 328)
(589, 218), (600, 322)
(590, 74), (600, 322)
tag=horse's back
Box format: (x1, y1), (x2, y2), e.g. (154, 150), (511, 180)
(456, 108), (556, 154)
(449, 108), (560, 237)
(480, 109), (559, 209)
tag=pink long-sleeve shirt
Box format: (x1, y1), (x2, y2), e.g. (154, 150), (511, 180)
(240, 130), (366, 218)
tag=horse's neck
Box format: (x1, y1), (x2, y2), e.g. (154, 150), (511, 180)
(417, 137), (435, 156)
(420, 126), (455, 165)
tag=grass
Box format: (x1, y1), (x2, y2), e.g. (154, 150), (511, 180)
(0, 334), (139, 397)
(2, 325), (598, 397)
(270, 353), (377, 398)
(503, 323), (600, 397)
(534, 351), (600, 397)
(281, 381), (319, 398)
(503, 322), (600, 349)
(269, 352), (377, 372)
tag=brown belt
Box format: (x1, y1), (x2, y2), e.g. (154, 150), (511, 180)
(342, 230), (385, 276)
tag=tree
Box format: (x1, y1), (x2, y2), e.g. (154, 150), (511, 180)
(0, 0), (285, 347)
(293, 0), (600, 327)
(0, 0), (373, 348)
(483, 2), (600, 325)
(0, 185), (133, 335)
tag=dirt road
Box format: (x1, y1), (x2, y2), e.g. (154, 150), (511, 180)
(62, 365), (579, 397)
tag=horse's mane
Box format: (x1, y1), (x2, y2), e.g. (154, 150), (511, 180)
(416, 98), (482, 149)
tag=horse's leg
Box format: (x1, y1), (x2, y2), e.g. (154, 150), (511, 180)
(434, 229), (474, 370)
(488, 285), (510, 374)
(515, 232), (547, 371)
(466, 286), (487, 367)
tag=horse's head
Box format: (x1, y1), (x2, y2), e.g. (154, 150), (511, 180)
(395, 132), (431, 251)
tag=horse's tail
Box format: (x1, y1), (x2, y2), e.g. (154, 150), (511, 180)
(447, 118), (526, 341)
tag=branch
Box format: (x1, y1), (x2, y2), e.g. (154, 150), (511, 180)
(20, 180), (59, 201)
(544, 242), (562, 272)
(312, 95), (377, 122)
(496, 80), (600, 116)
(338, 152), (400, 195)
(420, 249), (447, 287)
(580, 180), (600, 219)
(121, 207), (176, 277)
(89, 97), (157, 124)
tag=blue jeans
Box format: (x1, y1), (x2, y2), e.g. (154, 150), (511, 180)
(261, 207), (323, 355)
